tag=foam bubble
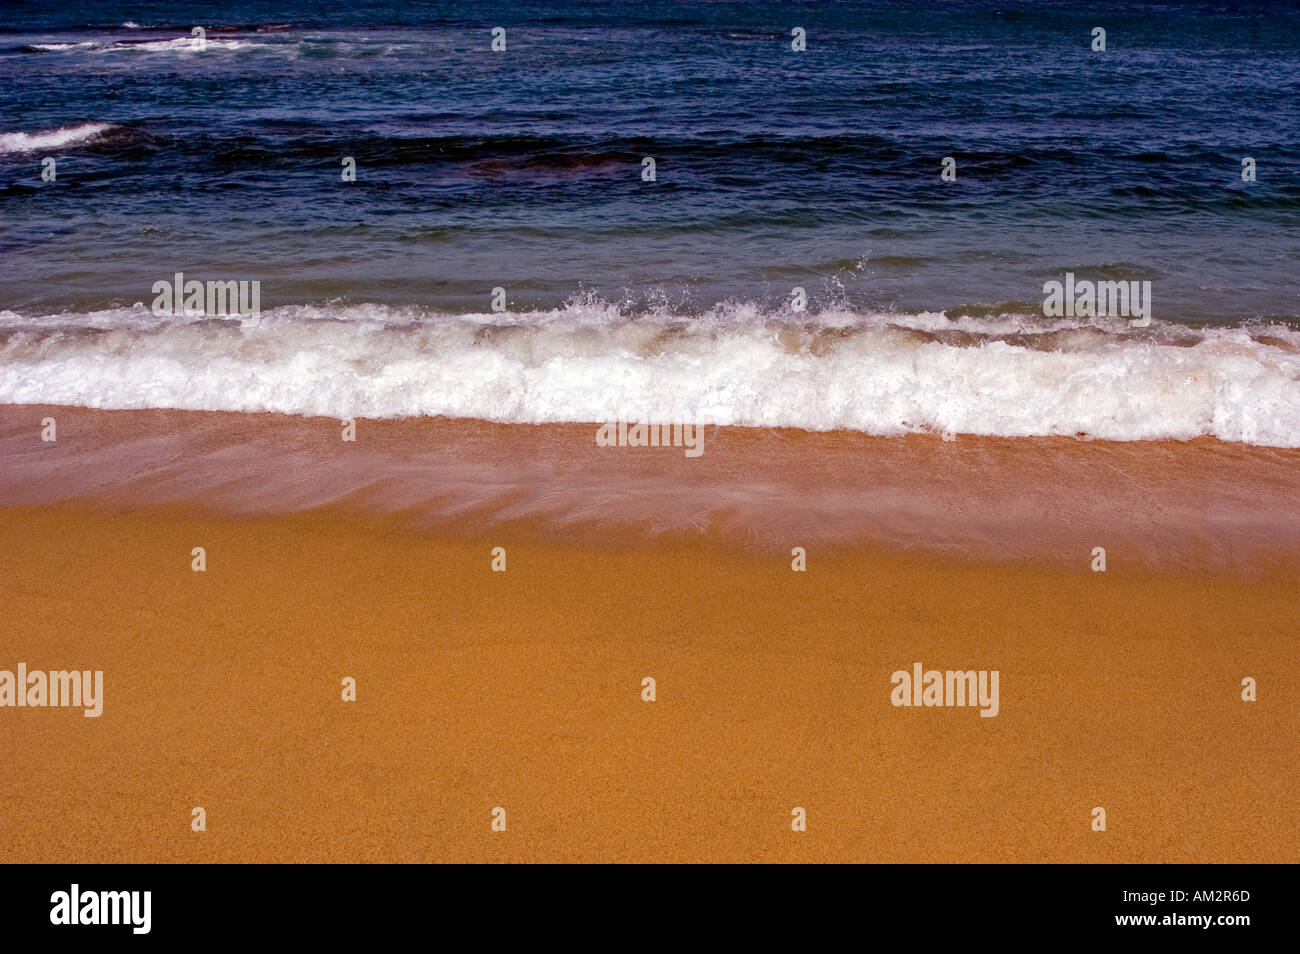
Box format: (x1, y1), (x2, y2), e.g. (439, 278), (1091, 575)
(0, 303), (1297, 445)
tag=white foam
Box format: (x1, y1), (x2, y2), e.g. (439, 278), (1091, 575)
(26, 41), (100, 52)
(0, 122), (112, 153)
(28, 37), (257, 54)
(119, 36), (256, 53)
(1, 303), (1298, 446)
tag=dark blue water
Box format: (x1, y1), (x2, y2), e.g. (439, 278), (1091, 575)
(2, 0), (1298, 322)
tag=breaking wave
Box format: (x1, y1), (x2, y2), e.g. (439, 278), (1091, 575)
(0, 122), (113, 153)
(0, 302), (1297, 445)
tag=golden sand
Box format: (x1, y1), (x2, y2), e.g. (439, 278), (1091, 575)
(1, 501), (1295, 863)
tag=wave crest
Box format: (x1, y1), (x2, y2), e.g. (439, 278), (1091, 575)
(0, 122), (113, 153)
(0, 302), (1297, 445)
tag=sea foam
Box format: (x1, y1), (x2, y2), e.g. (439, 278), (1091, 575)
(0, 122), (112, 153)
(0, 303), (1297, 446)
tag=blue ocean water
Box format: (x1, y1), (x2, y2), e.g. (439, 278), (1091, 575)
(0, 1), (1298, 440)
(2, 0), (1298, 319)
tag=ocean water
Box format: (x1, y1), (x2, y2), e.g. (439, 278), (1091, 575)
(2, 0), (1299, 442)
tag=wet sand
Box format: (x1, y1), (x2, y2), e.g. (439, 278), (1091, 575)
(0, 407), (1297, 862)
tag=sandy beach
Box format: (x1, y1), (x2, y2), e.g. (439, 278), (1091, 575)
(5, 0), (1300, 894)
(1, 408), (1295, 863)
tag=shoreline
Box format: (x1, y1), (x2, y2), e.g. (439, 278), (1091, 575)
(4, 404), (1300, 574)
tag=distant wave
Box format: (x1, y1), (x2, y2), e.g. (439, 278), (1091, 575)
(22, 40), (99, 52)
(1, 303), (1298, 446)
(0, 122), (112, 153)
(23, 36), (260, 54)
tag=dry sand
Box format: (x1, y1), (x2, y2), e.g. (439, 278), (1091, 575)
(1, 499), (1295, 862)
